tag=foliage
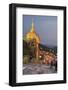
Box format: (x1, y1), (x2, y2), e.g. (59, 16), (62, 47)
(23, 55), (30, 64)
(23, 40), (30, 56)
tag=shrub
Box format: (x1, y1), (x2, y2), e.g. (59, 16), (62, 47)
(23, 55), (30, 64)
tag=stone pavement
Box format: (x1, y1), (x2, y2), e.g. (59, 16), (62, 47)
(23, 64), (57, 75)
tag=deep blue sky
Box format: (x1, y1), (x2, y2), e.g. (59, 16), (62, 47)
(23, 15), (57, 46)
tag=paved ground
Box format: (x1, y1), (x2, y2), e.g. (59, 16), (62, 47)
(23, 64), (57, 75)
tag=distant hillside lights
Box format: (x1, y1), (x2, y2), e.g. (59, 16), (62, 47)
(39, 50), (57, 64)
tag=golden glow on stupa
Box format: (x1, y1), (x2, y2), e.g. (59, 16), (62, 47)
(26, 19), (40, 43)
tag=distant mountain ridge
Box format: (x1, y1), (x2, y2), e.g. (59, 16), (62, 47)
(23, 40), (57, 56)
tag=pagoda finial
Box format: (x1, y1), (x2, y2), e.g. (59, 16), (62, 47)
(31, 18), (35, 32)
(32, 18), (34, 27)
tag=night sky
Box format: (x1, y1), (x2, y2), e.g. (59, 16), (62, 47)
(23, 15), (57, 46)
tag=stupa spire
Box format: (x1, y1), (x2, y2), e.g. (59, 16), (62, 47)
(30, 19), (35, 32)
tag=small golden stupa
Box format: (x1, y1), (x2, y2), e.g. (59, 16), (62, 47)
(26, 19), (40, 62)
(26, 19), (40, 44)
